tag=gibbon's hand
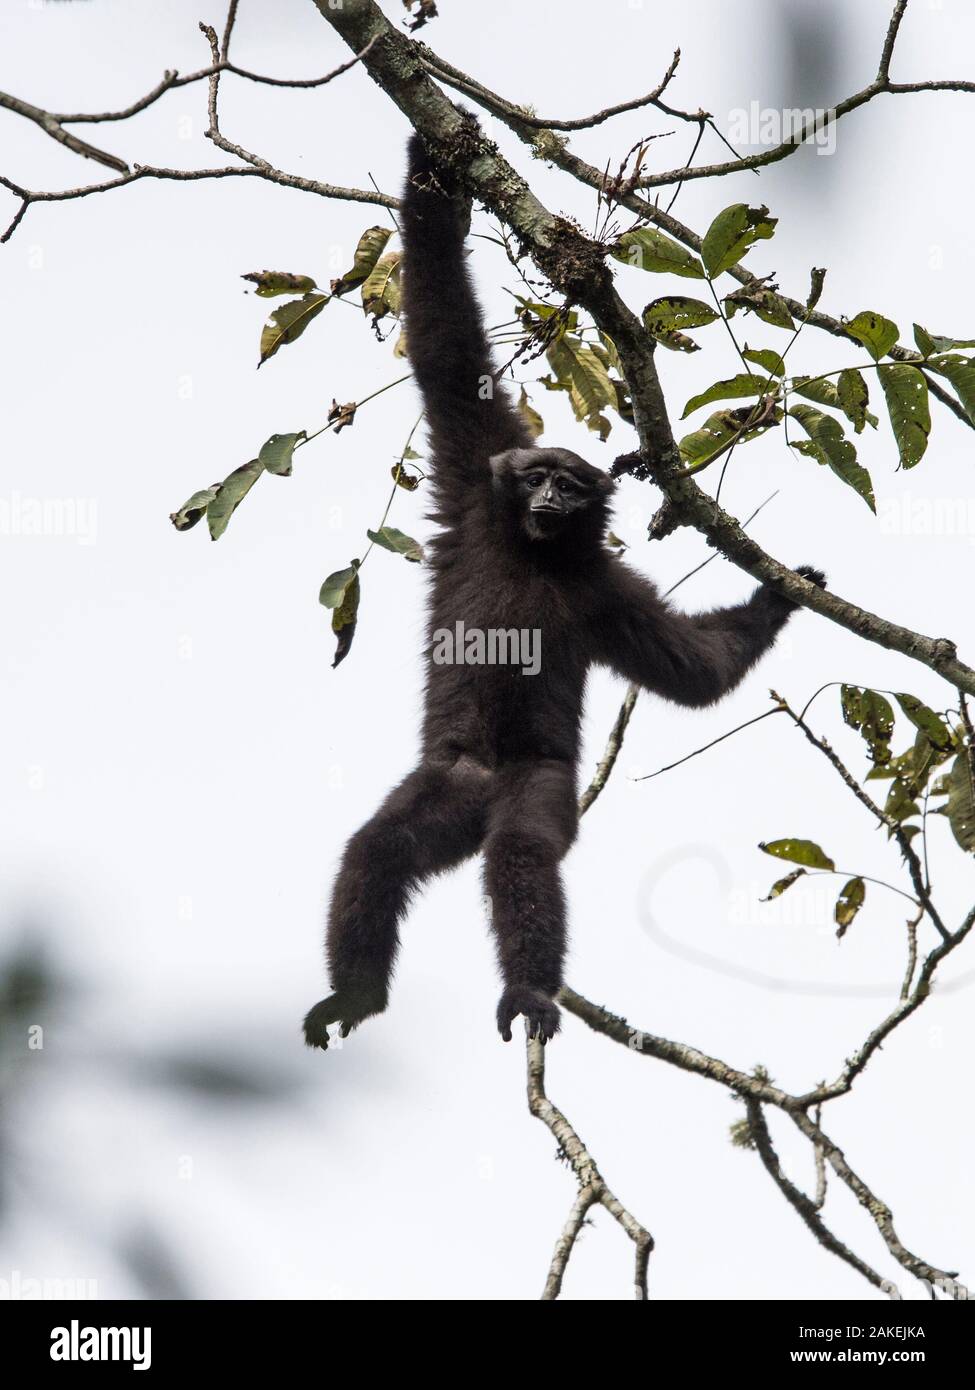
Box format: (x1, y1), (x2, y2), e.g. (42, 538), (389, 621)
(302, 985), (387, 1051)
(794, 564), (827, 590)
(496, 986), (561, 1044)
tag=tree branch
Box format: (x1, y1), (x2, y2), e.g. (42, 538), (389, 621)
(527, 1035), (653, 1299)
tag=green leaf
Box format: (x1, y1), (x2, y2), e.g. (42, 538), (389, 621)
(242, 270), (318, 298)
(806, 267), (826, 312)
(391, 462), (421, 490)
(701, 203), (777, 277)
(361, 251), (402, 321)
(845, 310), (899, 362)
(724, 286), (794, 330)
(366, 525), (424, 562)
(678, 405), (779, 467)
(650, 328), (701, 353)
(259, 292), (328, 366)
(517, 387), (544, 439)
(884, 777), (920, 827)
(331, 227), (393, 296)
(894, 694), (952, 750)
(319, 564), (359, 610)
(206, 460), (264, 540)
(791, 375), (842, 409)
(545, 335), (617, 436)
(841, 685), (895, 765)
(788, 404), (876, 511)
(681, 374), (771, 419)
(258, 431), (306, 477)
(912, 324), (975, 357)
(170, 486), (219, 532)
(642, 296), (719, 334)
(834, 877), (865, 937)
(924, 353), (975, 425)
(759, 839), (835, 871)
(932, 753), (975, 853)
(611, 227), (706, 279)
(743, 347), (785, 376)
(866, 730), (952, 796)
(330, 568), (360, 669)
(836, 368), (872, 433)
(877, 364), (930, 468)
(761, 867), (807, 900)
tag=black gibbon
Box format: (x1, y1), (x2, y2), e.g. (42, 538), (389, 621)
(303, 135), (824, 1050)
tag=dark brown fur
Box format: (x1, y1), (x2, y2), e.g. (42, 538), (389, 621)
(302, 135), (824, 1050)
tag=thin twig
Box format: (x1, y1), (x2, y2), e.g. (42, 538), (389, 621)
(746, 1100), (897, 1295)
(527, 1035), (653, 1300)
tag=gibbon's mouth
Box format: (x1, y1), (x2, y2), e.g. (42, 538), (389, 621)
(530, 503), (565, 515)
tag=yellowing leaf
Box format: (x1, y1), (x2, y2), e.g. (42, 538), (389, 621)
(259, 292), (328, 365)
(759, 838), (835, 870)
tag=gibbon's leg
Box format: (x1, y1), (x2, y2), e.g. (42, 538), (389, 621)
(483, 759), (578, 1042)
(303, 759), (488, 1049)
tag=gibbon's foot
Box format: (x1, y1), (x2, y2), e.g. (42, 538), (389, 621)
(496, 986), (561, 1044)
(795, 564), (827, 590)
(302, 985), (387, 1051)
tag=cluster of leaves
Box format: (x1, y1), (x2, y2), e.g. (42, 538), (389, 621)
(506, 298), (631, 442)
(756, 687), (973, 937)
(609, 201), (975, 508)
(244, 225), (405, 367)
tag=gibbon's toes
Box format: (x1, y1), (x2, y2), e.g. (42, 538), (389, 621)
(302, 986), (388, 1050)
(496, 988), (561, 1044)
(795, 564), (827, 590)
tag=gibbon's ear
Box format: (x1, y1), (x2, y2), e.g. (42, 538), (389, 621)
(489, 448), (529, 481)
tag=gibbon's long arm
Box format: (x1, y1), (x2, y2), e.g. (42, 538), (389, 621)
(400, 134), (531, 507)
(592, 562), (822, 708)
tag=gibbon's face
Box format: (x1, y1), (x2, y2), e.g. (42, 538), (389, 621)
(491, 447), (613, 542)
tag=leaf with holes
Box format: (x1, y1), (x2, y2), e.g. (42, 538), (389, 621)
(242, 270), (318, 298)
(834, 877), (865, 938)
(841, 685), (895, 765)
(894, 694), (952, 751)
(846, 310), (898, 362)
(924, 353), (975, 426)
(258, 431), (306, 477)
(836, 368), (874, 433)
(760, 839), (835, 871)
(877, 365), (930, 468)
(642, 296), (719, 335)
(761, 867), (807, 901)
(932, 753), (975, 853)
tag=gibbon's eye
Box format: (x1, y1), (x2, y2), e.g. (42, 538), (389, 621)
(555, 476), (579, 495)
(525, 473), (547, 488)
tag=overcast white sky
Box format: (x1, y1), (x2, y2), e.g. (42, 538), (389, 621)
(0, 0), (973, 1301)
